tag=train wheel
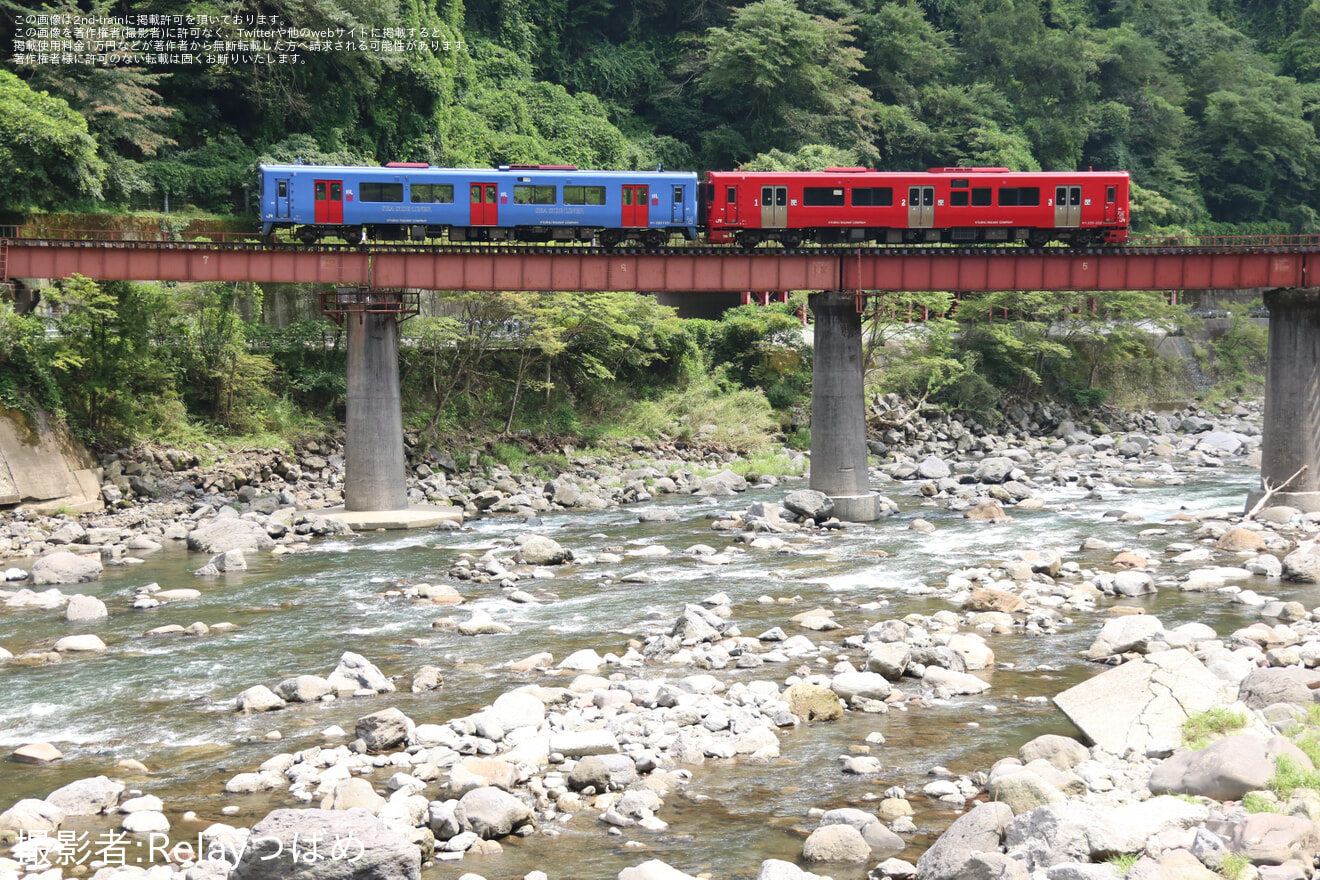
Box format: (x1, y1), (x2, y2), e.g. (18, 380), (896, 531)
(641, 229), (666, 249)
(736, 230), (762, 250)
(599, 229), (624, 249)
(781, 232), (803, 249)
(1028, 230), (1051, 248)
(297, 227), (320, 245)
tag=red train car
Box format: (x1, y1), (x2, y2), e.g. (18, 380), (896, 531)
(702, 167), (1130, 248)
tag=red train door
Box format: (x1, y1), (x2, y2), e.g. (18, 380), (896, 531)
(622, 185), (649, 227)
(314, 180), (343, 224)
(725, 184), (740, 224)
(1104, 185), (1118, 223)
(470, 183), (498, 225)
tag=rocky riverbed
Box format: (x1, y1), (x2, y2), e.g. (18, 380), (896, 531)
(4, 398), (1320, 880)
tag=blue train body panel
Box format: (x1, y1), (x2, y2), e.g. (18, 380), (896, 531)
(259, 164), (699, 241)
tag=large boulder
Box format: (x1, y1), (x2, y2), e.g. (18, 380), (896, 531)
(1237, 667), (1320, 710)
(783, 490), (833, 522)
(1229, 813), (1320, 865)
(45, 776), (124, 816)
(1018, 735), (1089, 771)
(917, 802), (1013, 880)
(1004, 798), (1209, 871)
(783, 682), (843, 722)
(1083, 614), (1168, 660)
(830, 671), (893, 702)
(1149, 735), (1313, 801)
(274, 675), (333, 703)
(30, 552), (103, 585)
(802, 824), (870, 863)
(64, 594), (108, 622)
(0, 799), (64, 834)
(355, 708), (412, 753)
(1282, 544), (1320, 582)
(236, 685), (286, 714)
(568, 754), (638, 792)
(187, 518), (275, 554)
(326, 652), (396, 694)
(1053, 650), (1227, 753)
(231, 808), (421, 880)
(454, 786), (534, 839)
(516, 535), (572, 565)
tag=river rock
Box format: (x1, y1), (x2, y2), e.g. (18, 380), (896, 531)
(974, 458), (1016, 484)
(917, 802), (1013, 880)
(1018, 734), (1089, 771)
(965, 502), (1010, 522)
(30, 551), (103, 585)
(64, 594), (108, 622)
(458, 607), (513, 635)
(53, 633), (106, 652)
(1216, 528), (1268, 553)
(490, 691), (545, 731)
(1053, 650), (1226, 753)
(619, 860), (702, 880)
(866, 642), (911, 680)
(516, 535), (572, 565)
(757, 859), (822, 880)
(326, 651), (396, 694)
(802, 823), (870, 862)
(550, 729), (620, 756)
(187, 518), (275, 554)
(45, 776), (124, 815)
(921, 666), (991, 695)
(697, 469), (747, 495)
(274, 675), (333, 703)
(1228, 813), (1320, 865)
(917, 456), (952, 479)
(1112, 570), (1156, 597)
(1238, 667), (1320, 710)
(122, 810), (170, 833)
(13, 742), (63, 763)
(830, 671), (893, 702)
(356, 707), (412, 752)
(1282, 544), (1320, 582)
(1083, 614), (1167, 660)
(818, 807), (904, 851)
(236, 685), (286, 713)
(986, 767), (1066, 814)
(568, 754), (638, 791)
(0, 798), (64, 833)
(783, 682), (843, 721)
(231, 807), (421, 880)
(964, 588), (1028, 613)
(1149, 734), (1311, 801)
(1004, 797), (1208, 870)
(322, 777), (386, 813)
(454, 786), (534, 839)
(784, 489), (833, 521)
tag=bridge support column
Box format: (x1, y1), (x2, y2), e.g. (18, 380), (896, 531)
(345, 313), (408, 511)
(809, 290), (884, 522)
(1247, 287), (1320, 513)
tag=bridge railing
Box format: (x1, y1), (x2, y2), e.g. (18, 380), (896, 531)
(12, 227), (265, 244)
(1126, 233), (1320, 249)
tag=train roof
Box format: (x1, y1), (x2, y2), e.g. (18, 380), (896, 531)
(708, 168), (1130, 179)
(259, 163), (698, 178)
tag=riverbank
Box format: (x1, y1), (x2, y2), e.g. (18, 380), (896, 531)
(4, 397), (1320, 880)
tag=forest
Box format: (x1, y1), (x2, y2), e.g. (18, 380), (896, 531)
(3, 0), (1319, 232)
(0, 0), (1296, 449)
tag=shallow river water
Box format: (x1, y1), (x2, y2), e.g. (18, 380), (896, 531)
(0, 459), (1289, 879)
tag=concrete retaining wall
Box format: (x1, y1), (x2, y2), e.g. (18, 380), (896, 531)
(0, 406), (102, 513)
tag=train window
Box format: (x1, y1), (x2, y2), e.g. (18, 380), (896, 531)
(360, 182), (403, 202)
(951, 179), (969, 188)
(998, 187), (1040, 206)
(410, 184), (454, 203)
(950, 191), (969, 207)
(971, 188), (992, 206)
(1070, 188), (1081, 205)
(727, 187), (736, 203)
(277, 181), (288, 198)
(803, 187), (846, 206)
(673, 187), (683, 204)
(852, 187), (893, 206)
(622, 189), (633, 206)
(1107, 185), (1116, 203)
(514, 185), (557, 205)
(564, 185), (606, 205)
(315, 182), (326, 200)
(329, 182), (342, 200)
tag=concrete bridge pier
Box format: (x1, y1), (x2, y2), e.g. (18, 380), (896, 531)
(1248, 287), (1320, 513)
(809, 290), (885, 522)
(344, 312), (409, 511)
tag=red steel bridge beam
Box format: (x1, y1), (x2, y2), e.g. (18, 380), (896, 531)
(7, 243), (1310, 293)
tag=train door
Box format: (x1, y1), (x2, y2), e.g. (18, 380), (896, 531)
(275, 179), (291, 219)
(1103, 185), (1117, 223)
(470, 183), (498, 226)
(671, 185), (685, 223)
(314, 180), (343, 224)
(1055, 185), (1081, 227)
(760, 186), (787, 228)
(621, 185), (649, 227)
(725, 185), (740, 225)
(907, 186), (934, 228)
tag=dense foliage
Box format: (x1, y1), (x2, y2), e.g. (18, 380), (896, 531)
(3, 0), (1319, 231)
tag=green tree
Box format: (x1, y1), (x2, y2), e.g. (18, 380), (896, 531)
(692, 0), (876, 164)
(0, 69), (105, 209)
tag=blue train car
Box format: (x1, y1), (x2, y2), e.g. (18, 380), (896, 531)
(259, 163), (700, 246)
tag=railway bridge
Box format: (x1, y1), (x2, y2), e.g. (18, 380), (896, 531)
(4, 231), (1319, 521)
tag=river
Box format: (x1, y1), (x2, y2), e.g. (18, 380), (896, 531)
(0, 458), (1284, 879)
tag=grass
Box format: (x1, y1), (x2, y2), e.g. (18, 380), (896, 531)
(1216, 853), (1250, 880)
(1181, 707), (1249, 750)
(1106, 853), (1139, 876)
(1267, 755), (1320, 801)
(601, 374), (778, 452)
(1242, 791), (1281, 814)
